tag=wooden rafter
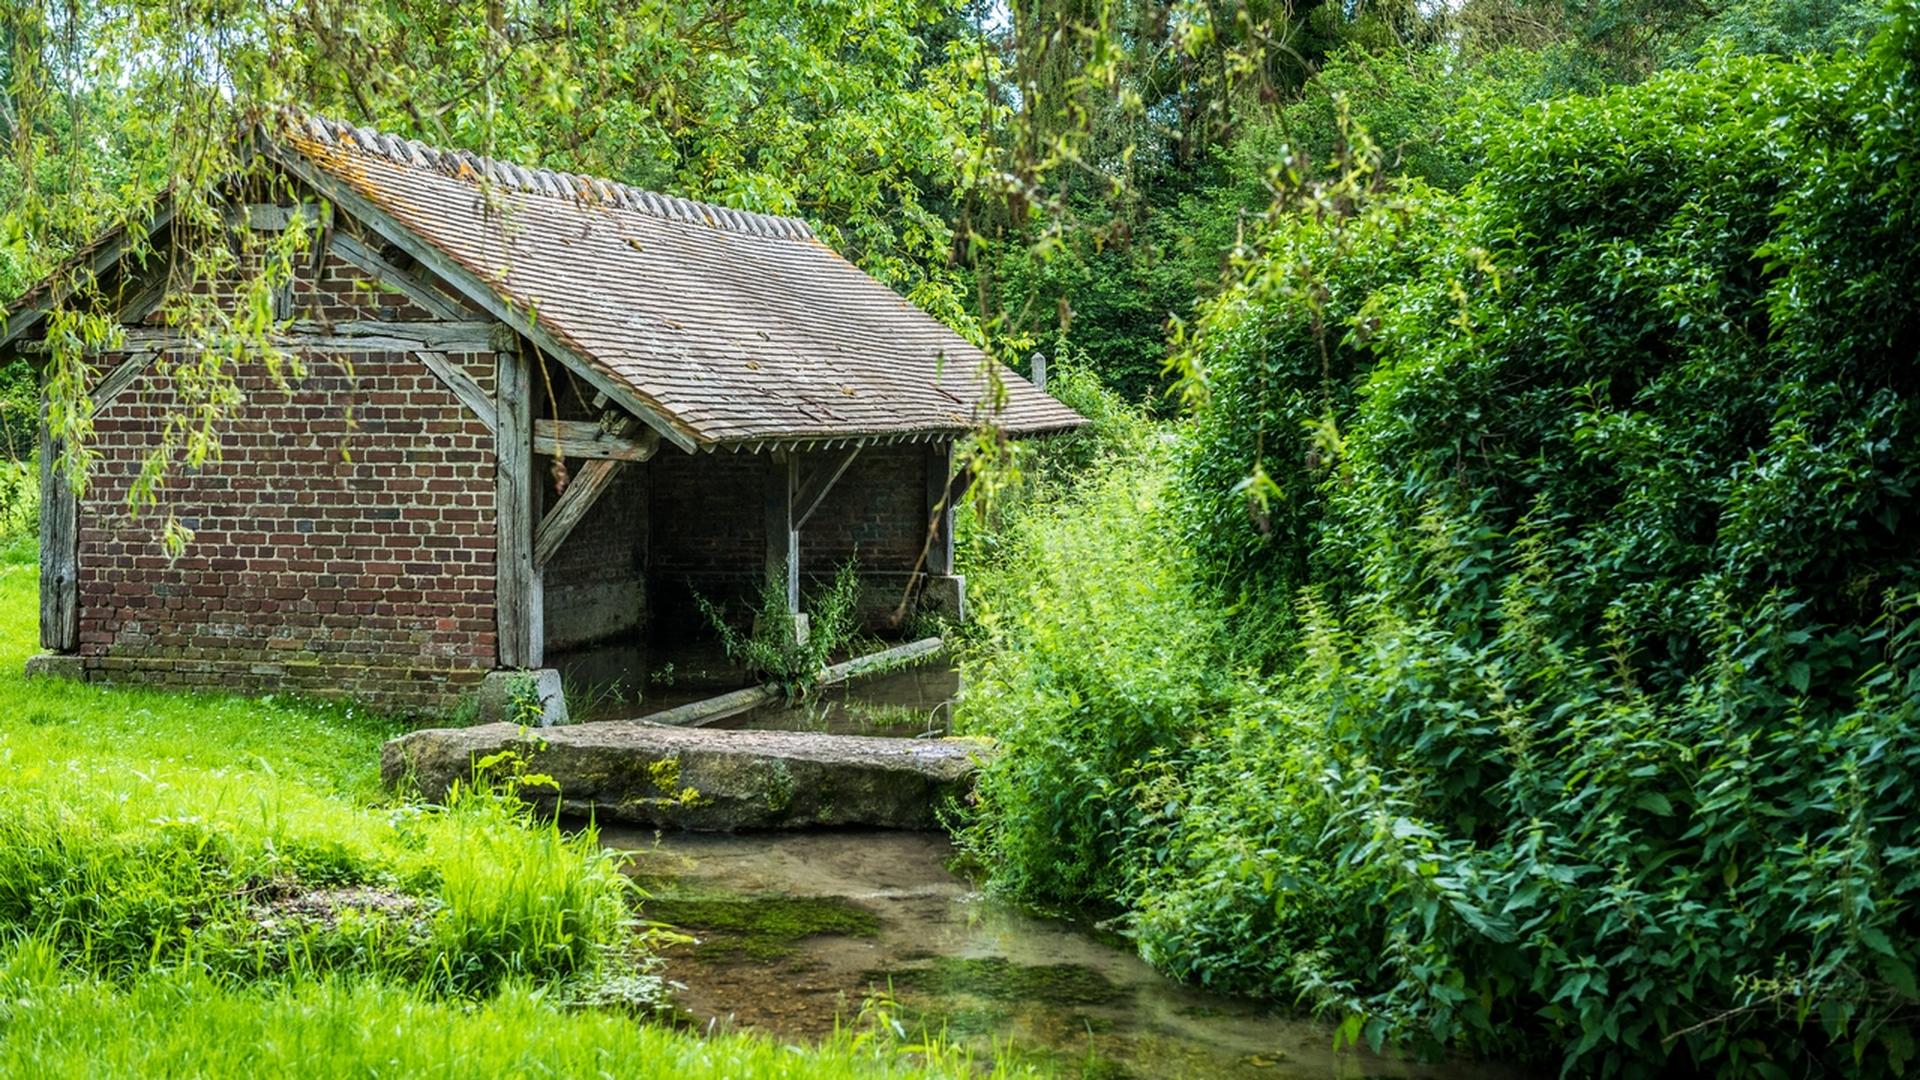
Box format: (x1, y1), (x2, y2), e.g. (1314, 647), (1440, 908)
(794, 446), (861, 531)
(327, 232), (474, 321)
(1, 204), (178, 353)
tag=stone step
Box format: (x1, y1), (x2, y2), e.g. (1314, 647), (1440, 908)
(381, 721), (991, 831)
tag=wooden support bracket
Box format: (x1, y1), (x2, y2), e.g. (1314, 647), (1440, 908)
(532, 458), (628, 570)
(90, 352), (158, 411)
(794, 446), (861, 531)
(417, 350), (496, 433)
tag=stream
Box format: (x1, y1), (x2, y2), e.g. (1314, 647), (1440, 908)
(566, 647), (1515, 1076)
(605, 826), (1514, 1079)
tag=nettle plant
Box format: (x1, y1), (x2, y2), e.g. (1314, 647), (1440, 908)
(696, 558), (864, 699)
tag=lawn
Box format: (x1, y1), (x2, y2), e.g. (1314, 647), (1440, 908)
(0, 538), (1027, 1078)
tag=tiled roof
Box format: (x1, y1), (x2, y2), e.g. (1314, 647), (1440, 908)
(268, 114), (1085, 449)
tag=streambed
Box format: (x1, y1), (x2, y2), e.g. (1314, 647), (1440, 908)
(606, 827), (1511, 1079)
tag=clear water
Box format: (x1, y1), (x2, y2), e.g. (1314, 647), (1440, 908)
(711, 662), (959, 737)
(556, 636), (960, 736)
(605, 827), (1522, 1079)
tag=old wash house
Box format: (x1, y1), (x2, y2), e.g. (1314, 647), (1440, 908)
(5, 114), (1082, 718)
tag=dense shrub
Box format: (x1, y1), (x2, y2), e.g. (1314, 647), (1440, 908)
(964, 7), (1920, 1074)
(960, 445), (1245, 906)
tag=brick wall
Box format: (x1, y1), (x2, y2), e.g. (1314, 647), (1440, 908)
(641, 444), (935, 638)
(540, 460), (647, 650)
(72, 244), (499, 716)
(797, 445), (928, 572)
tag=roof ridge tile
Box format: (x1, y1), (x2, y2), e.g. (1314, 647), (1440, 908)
(279, 110), (815, 243)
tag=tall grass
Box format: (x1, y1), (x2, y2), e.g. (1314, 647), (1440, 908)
(0, 542), (629, 993)
(0, 938), (1020, 1078)
(0, 541), (1030, 1075)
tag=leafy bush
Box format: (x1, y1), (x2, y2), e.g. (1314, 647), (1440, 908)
(966, 6), (1920, 1074)
(698, 559), (864, 697)
(959, 444), (1249, 906)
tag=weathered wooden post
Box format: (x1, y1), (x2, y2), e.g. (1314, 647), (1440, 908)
(494, 342), (542, 668)
(37, 370), (77, 652)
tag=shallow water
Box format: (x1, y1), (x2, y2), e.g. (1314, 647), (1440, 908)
(557, 636), (960, 736)
(712, 662), (959, 737)
(604, 827), (1517, 1079)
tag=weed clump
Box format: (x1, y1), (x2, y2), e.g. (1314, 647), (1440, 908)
(697, 559), (865, 698)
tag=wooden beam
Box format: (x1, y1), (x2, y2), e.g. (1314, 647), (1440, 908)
(327, 232), (473, 321)
(266, 146), (699, 453)
(532, 458), (627, 569)
(534, 418), (659, 462)
(38, 374), (78, 651)
(90, 351), (158, 411)
(926, 442), (955, 576)
(416, 349), (496, 433)
(495, 346), (542, 668)
(1, 204), (177, 352)
(764, 452), (798, 615)
(794, 446), (860, 531)
(25, 321), (500, 356)
(229, 203), (324, 231)
(116, 266), (171, 325)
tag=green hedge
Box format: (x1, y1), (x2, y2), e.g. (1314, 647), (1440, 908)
(964, 6), (1920, 1073)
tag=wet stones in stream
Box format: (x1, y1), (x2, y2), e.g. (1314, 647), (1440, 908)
(644, 893), (881, 962)
(613, 829), (1500, 1079)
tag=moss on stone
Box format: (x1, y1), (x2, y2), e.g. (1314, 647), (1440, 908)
(869, 957), (1125, 1006)
(644, 892), (880, 961)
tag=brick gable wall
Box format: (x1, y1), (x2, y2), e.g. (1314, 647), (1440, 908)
(71, 245), (499, 715)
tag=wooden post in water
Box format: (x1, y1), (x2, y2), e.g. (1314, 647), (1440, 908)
(764, 451), (799, 616)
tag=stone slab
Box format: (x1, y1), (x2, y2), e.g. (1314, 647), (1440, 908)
(382, 721), (990, 831)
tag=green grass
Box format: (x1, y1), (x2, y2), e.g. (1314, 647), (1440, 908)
(0, 937), (1000, 1078)
(0, 538), (1043, 1076)
(0, 544), (631, 992)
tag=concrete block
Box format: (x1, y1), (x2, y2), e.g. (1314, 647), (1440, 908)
(23, 653), (85, 682)
(476, 668), (570, 727)
(918, 574), (967, 623)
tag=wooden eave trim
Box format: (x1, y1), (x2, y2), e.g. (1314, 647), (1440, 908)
(0, 202), (179, 352)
